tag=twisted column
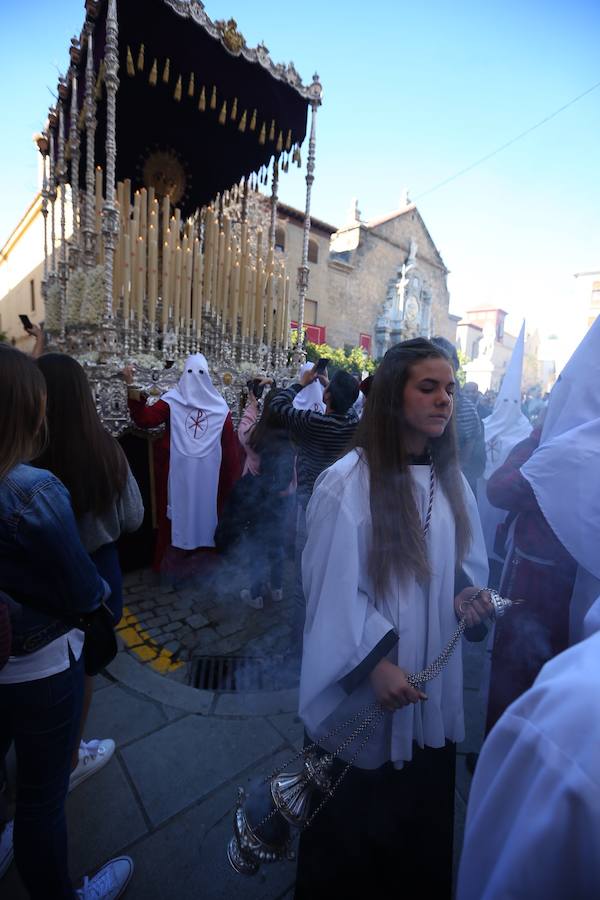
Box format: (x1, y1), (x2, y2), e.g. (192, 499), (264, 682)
(296, 75), (322, 351)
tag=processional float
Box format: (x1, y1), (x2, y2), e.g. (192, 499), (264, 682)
(37, 0), (322, 433)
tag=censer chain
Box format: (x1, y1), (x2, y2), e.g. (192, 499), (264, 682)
(248, 587), (511, 836)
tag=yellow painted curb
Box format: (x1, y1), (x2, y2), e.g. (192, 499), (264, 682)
(118, 606), (185, 673)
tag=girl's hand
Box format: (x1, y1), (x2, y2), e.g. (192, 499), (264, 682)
(454, 587), (493, 627)
(369, 659), (427, 711)
(122, 365), (135, 385)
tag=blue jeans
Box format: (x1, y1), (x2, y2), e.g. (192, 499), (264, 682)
(90, 541), (123, 624)
(0, 650), (84, 899)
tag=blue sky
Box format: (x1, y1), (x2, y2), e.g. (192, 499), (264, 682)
(1, 0), (599, 352)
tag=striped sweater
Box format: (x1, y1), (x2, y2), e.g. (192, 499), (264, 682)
(269, 384), (358, 504)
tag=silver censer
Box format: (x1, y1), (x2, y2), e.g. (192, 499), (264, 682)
(227, 751), (334, 875)
(228, 588), (521, 875)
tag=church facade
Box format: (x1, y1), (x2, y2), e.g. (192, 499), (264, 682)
(275, 197), (459, 357)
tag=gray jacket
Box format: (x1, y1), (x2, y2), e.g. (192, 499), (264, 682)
(77, 465), (144, 553)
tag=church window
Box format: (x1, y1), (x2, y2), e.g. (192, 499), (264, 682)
(308, 238), (319, 264)
(304, 299), (318, 326)
(275, 226), (286, 251)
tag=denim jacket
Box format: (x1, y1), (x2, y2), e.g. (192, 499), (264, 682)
(0, 464), (107, 653)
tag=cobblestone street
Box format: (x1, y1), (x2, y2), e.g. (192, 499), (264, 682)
(118, 566), (299, 687)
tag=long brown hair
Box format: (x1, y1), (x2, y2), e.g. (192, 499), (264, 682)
(34, 353), (128, 517)
(0, 344), (47, 480)
(353, 338), (472, 595)
(248, 389), (287, 454)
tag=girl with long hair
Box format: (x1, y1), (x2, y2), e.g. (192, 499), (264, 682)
(34, 353), (143, 790)
(0, 345), (133, 898)
(296, 339), (491, 898)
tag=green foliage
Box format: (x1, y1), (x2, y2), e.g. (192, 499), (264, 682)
(0, 331), (8, 344)
(290, 329), (376, 375)
(456, 349), (468, 387)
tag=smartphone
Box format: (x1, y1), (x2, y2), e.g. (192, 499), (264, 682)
(19, 314), (34, 331)
(314, 357), (329, 375)
(246, 378), (265, 400)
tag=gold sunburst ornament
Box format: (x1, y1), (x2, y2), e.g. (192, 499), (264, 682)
(141, 149), (188, 205)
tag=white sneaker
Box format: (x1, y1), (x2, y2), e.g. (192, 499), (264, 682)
(77, 856), (134, 900)
(69, 738), (116, 792)
(240, 589), (263, 610)
(271, 588), (283, 602)
(0, 820), (13, 879)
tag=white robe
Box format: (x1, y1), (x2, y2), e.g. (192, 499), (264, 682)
(162, 354), (229, 550)
(299, 449), (488, 769)
(456, 597), (600, 900)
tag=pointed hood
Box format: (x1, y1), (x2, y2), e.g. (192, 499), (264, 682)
(522, 316), (600, 579)
(483, 322), (532, 479)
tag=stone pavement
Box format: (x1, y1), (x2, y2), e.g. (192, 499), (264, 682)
(2, 583), (490, 899)
(117, 568), (299, 685)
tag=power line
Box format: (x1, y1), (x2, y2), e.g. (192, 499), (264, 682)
(414, 79), (600, 201)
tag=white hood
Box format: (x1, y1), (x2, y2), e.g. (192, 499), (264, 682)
(483, 321), (532, 480)
(521, 316), (600, 580)
(162, 354), (229, 459)
(293, 362), (326, 414)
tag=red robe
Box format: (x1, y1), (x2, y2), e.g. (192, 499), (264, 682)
(128, 397), (241, 573)
(485, 428), (576, 732)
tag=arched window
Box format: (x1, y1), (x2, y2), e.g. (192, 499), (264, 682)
(275, 226), (286, 251)
(308, 238), (319, 264)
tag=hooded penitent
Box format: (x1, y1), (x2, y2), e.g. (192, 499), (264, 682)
(477, 322), (532, 558)
(162, 354), (229, 549)
(521, 316), (600, 641)
(292, 362), (326, 414)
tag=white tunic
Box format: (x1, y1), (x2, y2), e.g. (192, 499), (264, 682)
(300, 449), (488, 769)
(457, 598), (600, 900)
(162, 354), (229, 550)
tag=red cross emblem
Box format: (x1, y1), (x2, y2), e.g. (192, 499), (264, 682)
(185, 408), (208, 439)
(487, 436), (501, 462)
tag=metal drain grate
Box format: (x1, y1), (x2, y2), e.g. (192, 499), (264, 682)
(192, 654), (300, 692)
(193, 656), (267, 692)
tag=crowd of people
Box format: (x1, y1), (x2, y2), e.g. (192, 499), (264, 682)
(1, 318), (598, 898)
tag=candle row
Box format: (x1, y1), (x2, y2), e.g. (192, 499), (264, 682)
(91, 172), (291, 348)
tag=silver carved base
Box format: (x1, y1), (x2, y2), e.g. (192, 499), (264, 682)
(228, 751), (334, 877)
(45, 317), (295, 434)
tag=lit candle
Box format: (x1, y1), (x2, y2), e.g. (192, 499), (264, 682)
(162, 194), (170, 243)
(254, 258), (264, 342)
(123, 178), (132, 224)
(136, 235), (145, 322)
(148, 226), (158, 323)
(216, 230), (225, 316)
(266, 272), (275, 345)
(230, 258), (241, 339)
(183, 246), (193, 329)
(192, 237), (202, 339)
(122, 233), (131, 321)
(161, 239), (170, 329)
(139, 188), (148, 244)
(173, 245), (182, 327)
